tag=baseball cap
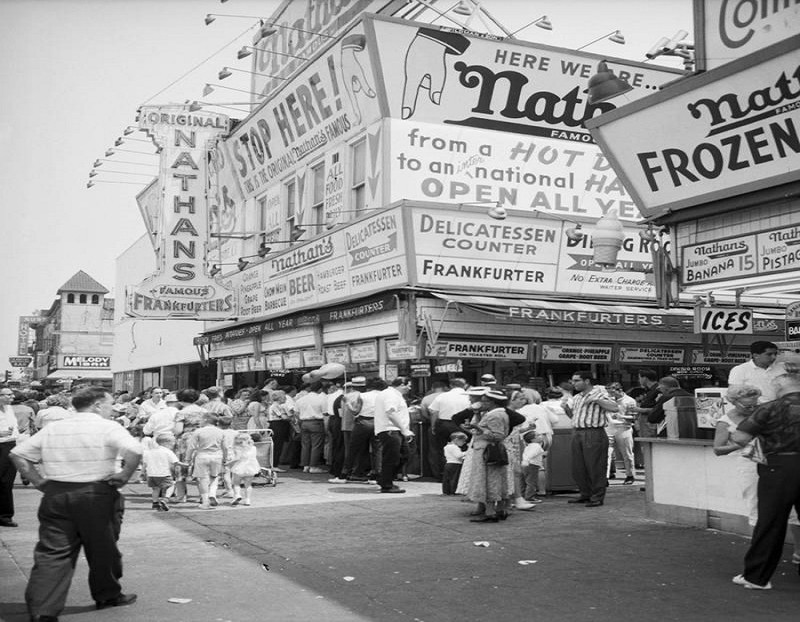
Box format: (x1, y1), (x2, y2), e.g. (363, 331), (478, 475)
(480, 374), (497, 384)
(467, 386), (489, 397)
(350, 376), (367, 387)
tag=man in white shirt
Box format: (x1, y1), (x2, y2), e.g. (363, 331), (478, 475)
(143, 392), (183, 437)
(428, 378), (470, 480)
(10, 386), (142, 620)
(138, 387), (168, 420)
(0, 387), (20, 527)
(374, 377), (414, 493)
(728, 341), (785, 403)
(295, 383), (329, 473)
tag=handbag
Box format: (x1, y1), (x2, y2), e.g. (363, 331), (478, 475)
(484, 441), (509, 466)
(741, 437), (767, 465)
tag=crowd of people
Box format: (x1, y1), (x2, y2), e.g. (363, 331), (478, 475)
(1, 338), (799, 619)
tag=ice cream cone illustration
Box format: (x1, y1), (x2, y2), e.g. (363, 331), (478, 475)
(592, 208), (625, 269)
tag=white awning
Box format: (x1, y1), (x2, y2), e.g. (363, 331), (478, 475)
(45, 369), (112, 380)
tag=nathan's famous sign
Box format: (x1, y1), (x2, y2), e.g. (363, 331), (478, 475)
(125, 105), (236, 320)
(587, 36), (800, 218)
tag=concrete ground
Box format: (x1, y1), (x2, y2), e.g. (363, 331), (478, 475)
(1, 471), (799, 622)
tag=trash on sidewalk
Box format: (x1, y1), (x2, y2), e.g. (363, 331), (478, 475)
(167, 597), (192, 604)
(517, 560), (537, 565)
(343, 576), (355, 581)
(473, 541), (490, 547)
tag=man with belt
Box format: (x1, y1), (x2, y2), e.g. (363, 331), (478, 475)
(428, 378), (469, 481)
(731, 370), (800, 590)
(0, 387), (20, 527)
(374, 376), (415, 493)
(566, 371), (618, 507)
(10, 386), (142, 622)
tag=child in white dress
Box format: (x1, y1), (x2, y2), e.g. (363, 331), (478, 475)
(227, 432), (261, 506)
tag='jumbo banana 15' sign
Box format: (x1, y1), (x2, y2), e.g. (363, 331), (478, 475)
(125, 105), (237, 320)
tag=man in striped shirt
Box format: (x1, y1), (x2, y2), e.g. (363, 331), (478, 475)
(566, 371), (619, 507)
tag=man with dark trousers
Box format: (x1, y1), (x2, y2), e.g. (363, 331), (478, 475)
(731, 370), (800, 590)
(566, 371), (618, 507)
(374, 376), (415, 493)
(11, 386), (142, 621)
(0, 387), (20, 527)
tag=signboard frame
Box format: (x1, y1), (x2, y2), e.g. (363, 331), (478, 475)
(586, 35), (800, 219)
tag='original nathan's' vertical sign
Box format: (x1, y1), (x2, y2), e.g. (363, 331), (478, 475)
(125, 105), (237, 320)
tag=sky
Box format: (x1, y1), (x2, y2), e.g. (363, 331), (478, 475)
(0, 0), (692, 374)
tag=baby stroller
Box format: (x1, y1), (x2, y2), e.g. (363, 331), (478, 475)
(248, 428), (278, 487)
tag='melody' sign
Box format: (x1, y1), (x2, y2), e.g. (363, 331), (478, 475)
(587, 36), (800, 218)
(125, 106), (236, 320)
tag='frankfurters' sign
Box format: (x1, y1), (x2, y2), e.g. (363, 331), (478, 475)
(586, 36), (800, 218)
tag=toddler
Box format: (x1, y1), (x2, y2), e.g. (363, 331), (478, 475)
(521, 429), (546, 503)
(227, 432), (262, 506)
(142, 433), (182, 511)
(442, 431), (468, 495)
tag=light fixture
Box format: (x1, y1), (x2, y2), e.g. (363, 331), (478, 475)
(458, 201), (508, 221)
(577, 30), (625, 51)
(93, 158), (155, 168)
(452, 1), (475, 16)
(208, 259), (249, 273)
(236, 45), (307, 61)
(586, 60), (633, 105)
(506, 15), (552, 38)
(89, 168), (153, 177)
(530, 210), (586, 241)
(238, 243), (273, 260)
(203, 83), (264, 98)
(114, 136), (149, 146)
(218, 66), (286, 81)
(205, 14), (336, 40)
(188, 100), (250, 113)
(323, 208), (384, 229)
(105, 147), (160, 157)
(645, 30), (695, 71)
(255, 22), (336, 43)
(123, 126), (138, 136)
(86, 180), (147, 189)
(211, 225), (306, 242)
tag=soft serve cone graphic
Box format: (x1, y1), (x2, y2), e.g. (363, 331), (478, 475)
(592, 208), (625, 268)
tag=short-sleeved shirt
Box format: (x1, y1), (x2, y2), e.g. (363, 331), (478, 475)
(728, 360), (786, 403)
(738, 391), (800, 454)
(142, 445), (179, 477)
(11, 412), (142, 482)
(571, 387), (613, 429)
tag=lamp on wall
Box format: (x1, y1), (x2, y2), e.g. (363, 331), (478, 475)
(93, 158), (156, 168)
(210, 225), (306, 242)
(187, 100), (250, 113)
(203, 83), (264, 98)
(586, 60), (633, 105)
(114, 136), (149, 146)
(105, 147), (160, 157)
(205, 14), (336, 40)
(506, 15), (553, 38)
(89, 168), (153, 178)
(577, 30), (625, 51)
(218, 66), (286, 81)
(209, 259), (249, 275)
(86, 180), (148, 189)
(458, 201), (508, 221)
(531, 209), (626, 270)
(236, 45), (307, 61)
(645, 30), (695, 71)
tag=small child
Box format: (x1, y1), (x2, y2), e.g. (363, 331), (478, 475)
(442, 431), (468, 495)
(218, 415), (238, 498)
(227, 432), (262, 506)
(142, 433), (182, 511)
(521, 430), (546, 503)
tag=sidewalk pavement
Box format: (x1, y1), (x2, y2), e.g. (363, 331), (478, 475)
(2, 472), (799, 622)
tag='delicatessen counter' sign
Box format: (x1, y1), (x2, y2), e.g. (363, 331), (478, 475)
(125, 105), (236, 320)
(682, 223), (800, 285)
(586, 36), (800, 219)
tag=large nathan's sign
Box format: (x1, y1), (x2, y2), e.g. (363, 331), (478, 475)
(367, 16), (680, 220)
(695, 0), (800, 71)
(125, 106), (236, 320)
(587, 36), (800, 218)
